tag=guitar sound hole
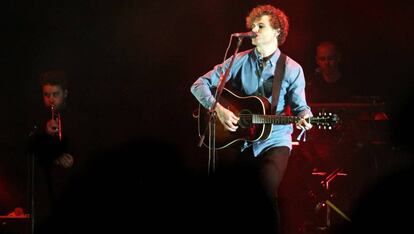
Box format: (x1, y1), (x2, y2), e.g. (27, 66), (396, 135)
(238, 109), (252, 128)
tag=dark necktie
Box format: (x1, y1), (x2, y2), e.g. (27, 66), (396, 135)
(257, 59), (266, 96)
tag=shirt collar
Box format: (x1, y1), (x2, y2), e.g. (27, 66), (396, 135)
(252, 48), (281, 67)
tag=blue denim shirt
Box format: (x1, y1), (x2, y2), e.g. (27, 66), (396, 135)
(191, 48), (312, 156)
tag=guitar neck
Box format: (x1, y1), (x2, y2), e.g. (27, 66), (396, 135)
(251, 115), (300, 124)
(249, 114), (336, 129)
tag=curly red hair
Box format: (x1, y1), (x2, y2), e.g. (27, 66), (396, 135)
(246, 5), (289, 45)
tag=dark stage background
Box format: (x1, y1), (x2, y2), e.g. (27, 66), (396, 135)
(1, 0), (413, 233)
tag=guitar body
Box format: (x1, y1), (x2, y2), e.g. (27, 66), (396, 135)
(198, 88), (273, 149)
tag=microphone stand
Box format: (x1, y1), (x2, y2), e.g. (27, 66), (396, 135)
(28, 151), (35, 234)
(26, 127), (37, 234)
(198, 37), (244, 175)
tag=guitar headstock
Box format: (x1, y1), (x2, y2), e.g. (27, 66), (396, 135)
(309, 112), (340, 130)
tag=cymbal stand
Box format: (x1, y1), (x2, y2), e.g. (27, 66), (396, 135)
(312, 167), (350, 230)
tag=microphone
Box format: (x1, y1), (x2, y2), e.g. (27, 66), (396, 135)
(231, 31), (257, 38)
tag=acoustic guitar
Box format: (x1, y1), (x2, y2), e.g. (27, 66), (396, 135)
(197, 88), (339, 149)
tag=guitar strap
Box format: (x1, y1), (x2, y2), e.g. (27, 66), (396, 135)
(271, 53), (287, 114)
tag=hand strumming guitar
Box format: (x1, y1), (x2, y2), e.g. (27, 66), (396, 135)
(215, 103), (240, 132)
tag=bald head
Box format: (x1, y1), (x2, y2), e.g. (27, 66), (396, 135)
(315, 41), (342, 82)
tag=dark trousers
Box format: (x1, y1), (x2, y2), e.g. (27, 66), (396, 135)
(257, 146), (291, 199)
(256, 146), (291, 234)
(214, 145), (291, 234)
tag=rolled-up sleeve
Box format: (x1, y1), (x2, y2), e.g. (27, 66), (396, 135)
(190, 56), (238, 109)
(287, 65), (313, 117)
